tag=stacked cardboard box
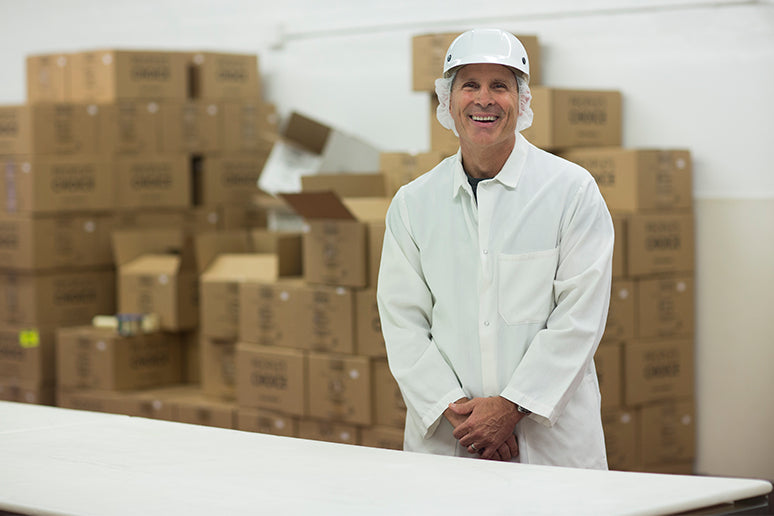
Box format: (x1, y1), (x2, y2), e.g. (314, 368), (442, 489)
(0, 101), (116, 405)
(1, 49), (283, 418)
(227, 182), (404, 449)
(561, 147), (696, 473)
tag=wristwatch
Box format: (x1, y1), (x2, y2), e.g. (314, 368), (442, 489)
(516, 404), (532, 416)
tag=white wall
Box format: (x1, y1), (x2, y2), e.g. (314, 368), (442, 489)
(1, 0), (773, 481)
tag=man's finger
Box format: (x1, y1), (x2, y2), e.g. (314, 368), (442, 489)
(447, 399), (475, 416)
(505, 435), (519, 458)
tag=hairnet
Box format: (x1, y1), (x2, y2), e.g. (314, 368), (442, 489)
(434, 69), (533, 137)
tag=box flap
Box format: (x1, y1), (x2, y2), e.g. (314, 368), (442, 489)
(282, 112), (331, 155)
(201, 253), (278, 282)
(279, 191), (355, 221)
(341, 197), (391, 223)
(257, 140), (324, 194)
(122, 254), (185, 276)
(194, 230), (251, 274)
(112, 229), (191, 267)
(301, 173), (386, 198)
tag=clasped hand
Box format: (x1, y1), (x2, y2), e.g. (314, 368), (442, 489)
(444, 396), (524, 461)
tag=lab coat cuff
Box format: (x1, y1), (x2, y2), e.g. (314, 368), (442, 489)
(421, 388), (467, 439)
(500, 387), (555, 428)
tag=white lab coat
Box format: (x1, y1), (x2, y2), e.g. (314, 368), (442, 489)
(376, 134), (613, 469)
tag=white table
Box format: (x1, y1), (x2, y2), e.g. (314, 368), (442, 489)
(0, 401), (770, 515)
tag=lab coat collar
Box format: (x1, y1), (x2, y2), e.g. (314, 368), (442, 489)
(452, 133), (529, 199)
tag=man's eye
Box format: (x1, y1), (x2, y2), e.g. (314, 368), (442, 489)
(463, 82), (477, 88)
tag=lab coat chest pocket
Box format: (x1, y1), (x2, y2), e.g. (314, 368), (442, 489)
(498, 248), (559, 325)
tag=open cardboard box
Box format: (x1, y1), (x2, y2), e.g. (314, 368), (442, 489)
(113, 229), (198, 332)
(280, 191), (389, 288)
(196, 230), (303, 340)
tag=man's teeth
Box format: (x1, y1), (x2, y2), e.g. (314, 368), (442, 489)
(471, 115), (497, 122)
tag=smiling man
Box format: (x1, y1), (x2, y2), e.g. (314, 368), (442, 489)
(376, 29), (615, 468)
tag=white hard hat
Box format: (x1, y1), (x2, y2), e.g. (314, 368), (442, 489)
(443, 29), (530, 81)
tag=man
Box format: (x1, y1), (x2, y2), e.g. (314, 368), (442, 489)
(376, 29), (613, 468)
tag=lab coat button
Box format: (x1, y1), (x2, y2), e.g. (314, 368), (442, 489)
(484, 320), (490, 327)
(483, 249), (489, 255)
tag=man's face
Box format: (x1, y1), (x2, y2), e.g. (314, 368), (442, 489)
(449, 63), (520, 150)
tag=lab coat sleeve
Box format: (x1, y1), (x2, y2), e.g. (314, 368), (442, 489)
(500, 178), (614, 427)
(376, 189), (467, 439)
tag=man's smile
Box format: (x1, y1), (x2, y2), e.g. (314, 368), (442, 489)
(469, 114), (499, 123)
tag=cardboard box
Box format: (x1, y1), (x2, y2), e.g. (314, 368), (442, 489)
(360, 426), (404, 451)
(0, 269), (115, 327)
(412, 32), (542, 91)
(56, 326), (182, 391)
(612, 214), (626, 278)
(237, 407), (299, 437)
(70, 50), (187, 102)
(159, 101), (220, 153)
(200, 337), (236, 400)
(602, 409), (639, 471)
(522, 87), (622, 151)
(257, 111), (381, 194)
(298, 418), (359, 445)
(180, 330), (200, 384)
(354, 288), (386, 357)
(113, 154), (191, 210)
(220, 102), (278, 152)
(560, 148), (692, 212)
(301, 173), (387, 198)
(626, 213), (695, 277)
(112, 204), (269, 235)
(118, 385), (194, 420)
(249, 229), (303, 277)
(0, 104), (100, 155)
(188, 52), (261, 100)
(26, 54), (71, 103)
(372, 358), (406, 429)
(0, 378), (55, 405)
(0, 212), (114, 271)
(594, 342), (622, 411)
(639, 462), (695, 475)
(113, 229), (198, 331)
(0, 155), (113, 214)
(235, 343), (307, 416)
(197, 230), (301, 340)
(238, 278), (304, 347)
(624, 339), (694, 406)
(0, 325), (56, 386)
(112, 207), (205, 234)
(99, 101), (162, 154)
(638, 398), (695, 465)
(603, 280), (634, 343)
(194, 153), (269, 206)
(635, 275), (694, 339)
(212, 203), (270, 231)
(56, 388), (129, 414)
(306, 351), (372, 425)
(380, 151), (446, 197)
(173, 393), (237, 429)
(281, 283), (355, 353)
(280, 191), (390, 288)
(200, 254), (279, 340)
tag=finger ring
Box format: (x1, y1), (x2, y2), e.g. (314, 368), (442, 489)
(470, 444), (478, 452)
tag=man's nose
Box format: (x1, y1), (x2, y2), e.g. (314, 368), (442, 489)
(475, 87), (494, 106)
